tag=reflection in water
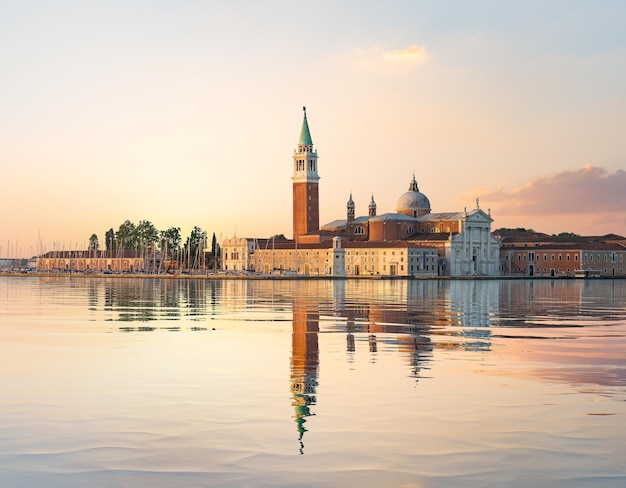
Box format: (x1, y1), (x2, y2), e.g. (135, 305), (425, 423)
(1, 276), (625, 486)
(290, 283), (319, 454)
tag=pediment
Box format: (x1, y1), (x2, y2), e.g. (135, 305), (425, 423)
(466, 209), (493, 223)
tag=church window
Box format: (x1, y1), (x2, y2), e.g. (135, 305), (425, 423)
(575, 255), (578, 261)
(354, 226), (365, 235)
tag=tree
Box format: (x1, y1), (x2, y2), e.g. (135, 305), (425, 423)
(183, 226), (207, 270)
(271, 233), (287, 240)
(213, 242), (221, 269)
(88, 234), (99, 251)
(554, 232), (579, 237)
(136, 220), (159, 251)
(495, 227), (536, 234)
(211, 232), (217, 256)
(159, 227), (181, 256)
(116, 220), (137, 250)
(105, 229), (116, 250)
(209, 232), (220, 269)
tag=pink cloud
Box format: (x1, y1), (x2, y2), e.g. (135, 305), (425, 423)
(459, 166), (626, 235)
(466, 165), (626, 215)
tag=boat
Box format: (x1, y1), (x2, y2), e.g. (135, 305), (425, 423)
(574, 268), (601, 279)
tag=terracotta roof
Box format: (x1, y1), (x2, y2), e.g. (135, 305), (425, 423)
(39, 250), (147, 259)
(506, 243), (626, 251)
(406, 232), (454, 242)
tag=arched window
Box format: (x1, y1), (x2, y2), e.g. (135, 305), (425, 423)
(354, 226), (365, 235)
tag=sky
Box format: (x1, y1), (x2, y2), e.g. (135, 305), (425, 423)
(1, 0), (625, 258)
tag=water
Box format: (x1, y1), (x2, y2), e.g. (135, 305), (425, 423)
(1, 276), (625, 487)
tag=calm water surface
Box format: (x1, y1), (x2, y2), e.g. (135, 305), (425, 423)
(1, 276), (625, 487)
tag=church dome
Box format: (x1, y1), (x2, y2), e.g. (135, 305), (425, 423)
(396, 175), (431, 217)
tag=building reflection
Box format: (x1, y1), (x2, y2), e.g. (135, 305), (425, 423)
(290, 282), (320, 454)
(68, 277), (626, 451)
(61, 277), (224, 328)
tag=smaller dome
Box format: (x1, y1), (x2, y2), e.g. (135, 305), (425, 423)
(396, 175), (431, 216)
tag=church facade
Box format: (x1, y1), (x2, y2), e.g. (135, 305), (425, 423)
(223, 108), (500, 277)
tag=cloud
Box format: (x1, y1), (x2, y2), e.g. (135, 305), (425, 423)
(383, 45), (428, 64)
(459, 166), (626, 235)
(462, 166), (626, 216)
(350, 44), (428, 73)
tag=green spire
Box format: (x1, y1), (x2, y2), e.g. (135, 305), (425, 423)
(299, 106), (313, 145)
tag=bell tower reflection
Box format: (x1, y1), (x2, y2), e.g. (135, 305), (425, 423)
(290, 288), (319, 455)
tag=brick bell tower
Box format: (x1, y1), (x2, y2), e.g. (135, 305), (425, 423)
(292, 107), (320, 241)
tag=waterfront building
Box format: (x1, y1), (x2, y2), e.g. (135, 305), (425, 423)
(36, 250), (157, 273)
(498, 232), (626, 277)
(221, 237), (270, 272)
(224, 108), (499, 277)
(252, 237), (439, 277)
